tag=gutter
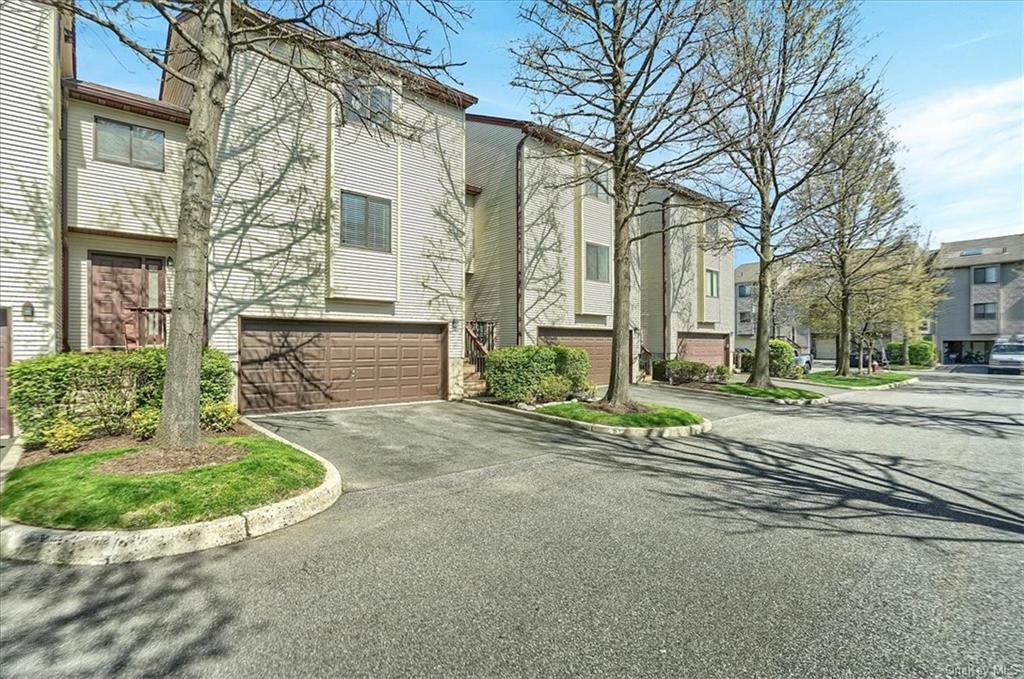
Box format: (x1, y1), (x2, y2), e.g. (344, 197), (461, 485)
(515, 133), (527, 345)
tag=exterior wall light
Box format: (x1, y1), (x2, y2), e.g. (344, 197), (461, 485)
(21, 301), (34, 320)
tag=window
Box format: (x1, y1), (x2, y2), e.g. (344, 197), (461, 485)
(95, 117), (165, 170)
(343, 82), (392, 128)
(973, 265), (998, 284)
(739, 311), (751, 323)
(704, 269), (720, 298)
(737, 283), (751, 298)
(585, 242), (609, 282)
(340, 191), (391, 252)
(583, 162), (608, 200)
(960, 248), (983, 256)
(973, 303), (997, 320)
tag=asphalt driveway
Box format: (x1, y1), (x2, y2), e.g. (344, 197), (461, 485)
(2, 372), (1022, 678)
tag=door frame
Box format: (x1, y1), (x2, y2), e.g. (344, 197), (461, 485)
(1, 307), (11, 438)
(87, 250), (167, 349)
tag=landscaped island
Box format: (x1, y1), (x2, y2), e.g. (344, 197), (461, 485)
(0, 435), (325, 531)
(803, 371), (914, 388)
(536, 402), (702, 428)
(718, 384), (825, 401)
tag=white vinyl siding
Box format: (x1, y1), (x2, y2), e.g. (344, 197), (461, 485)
(66, 100), (185, 239)
(0, 1), (61, 360)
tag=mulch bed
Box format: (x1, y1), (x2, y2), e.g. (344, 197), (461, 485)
(16, 421), (254, 470)
(96, 442), (247, 476)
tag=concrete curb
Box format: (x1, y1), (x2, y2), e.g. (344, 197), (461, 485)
(796, 376), (920, 392)
(463, 399), (712, 439)
(0, 437), (25, 493)
(0, 423), (342, 566)
(662, 383), (830, 406)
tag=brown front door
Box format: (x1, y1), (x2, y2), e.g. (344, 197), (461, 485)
(538, 327), (614, 385)
(89, 253), (165, 349)
(239, 319), (446, 415)
(1, 308), (11, 438)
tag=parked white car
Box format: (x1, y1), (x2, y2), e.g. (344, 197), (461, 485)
(989, 335), (1024, 375)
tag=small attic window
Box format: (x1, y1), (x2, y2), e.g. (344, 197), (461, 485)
(960, 248), (983, 256)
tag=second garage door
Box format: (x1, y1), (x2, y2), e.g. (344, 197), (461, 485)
(239, 319), (445, 414)
(538, 327), (613, 385)
(676, 332), (729, 367)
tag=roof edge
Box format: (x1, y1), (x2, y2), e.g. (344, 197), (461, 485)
(65, 78), (190, 125)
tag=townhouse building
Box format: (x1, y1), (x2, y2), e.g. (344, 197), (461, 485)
(638, 188), (734, 366)
(733, 262), (830, 357)
(464, 114), (642, 385)
(933, 234), (1024, 364)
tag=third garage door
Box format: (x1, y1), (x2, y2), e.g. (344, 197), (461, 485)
(538, 327), (613, 385)
(677, 332), (729, 367)
(239, 319), (445, 415)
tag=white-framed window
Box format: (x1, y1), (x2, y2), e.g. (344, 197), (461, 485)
(705, 269), (720, 298)
(973, 265), (998, 284)
(343, 82), (392, 128)
(95, 117), (165, 171)
(340, 191), (391, 252)
(585, 242), (610, 282)
(583, 161), (609, 200)
(737, 283), (751, 298)
(973, 303), (997, 320)
(739, 311), (752, 323)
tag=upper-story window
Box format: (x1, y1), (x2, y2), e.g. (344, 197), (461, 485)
(585, 242), (610, 282)
(973, 303), (997, 320)
(739, 311), (752, 323)
(343, 82), (392, 129)
(705, 269), (720, 298)
(737, 283), (752, 298)
(973, 265), (998, 284)
(583, 161), (609, 200)
(340, 191), (391, 252)
(95, 117), (164, 171)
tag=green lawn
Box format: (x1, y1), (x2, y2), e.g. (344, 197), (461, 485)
(718, 384), (824, 400)
(803, 371), (914, 388)
(886, 364), (935, 371)
(0, 435), (325, 530)
(535, 402), (702, 428)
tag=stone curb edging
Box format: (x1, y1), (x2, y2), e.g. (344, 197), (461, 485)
(799, 376), (920, 391)
(463, 399), (712, 439)
(0, 421), (342, 566)
(659, 383), (830, 406)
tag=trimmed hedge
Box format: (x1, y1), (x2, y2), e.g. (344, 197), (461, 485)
(7, 347), (234, 446)
(886, 339), (936, 366)
(768, 339), (795, 378)
(654, 359), (730, 385)
(484, 345), (592, 404)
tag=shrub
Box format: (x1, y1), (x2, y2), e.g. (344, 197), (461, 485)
(652, 359), (669, 382)
(550, 346), (590, 391)
(885, 339), (935, 366)
(709, 364), (731, 384)
(533, 375), (573, 404)
(737, 352), (754, 372)
(768, 339), (795, 378)
(7, 347), (235, 444)
(675, 360), (711, 383)
(128, 407), (161, 440)
(42, 416), (86, 454)
(200, 402), (241, 432)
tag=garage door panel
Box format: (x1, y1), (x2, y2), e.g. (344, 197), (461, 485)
(677, 333), (728, 367)
(239, 319), (445, 414)
(538, 327), (613, 385)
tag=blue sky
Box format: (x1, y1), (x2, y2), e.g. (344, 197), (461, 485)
(77, 1), (1023, 262)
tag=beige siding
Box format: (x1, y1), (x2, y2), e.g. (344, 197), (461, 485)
(64, 232), (176, 351)
(205, 52), (465, 396)
(65, 100), (186, 239)
(639, 195), (666, 355)
(0, 0), (61, 360)
(464, 121), (521, 347)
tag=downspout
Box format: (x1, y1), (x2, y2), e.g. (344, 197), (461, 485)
(661, 195), (670, 358)
(59, 61), (70, 351)
(515, 132), (527, 345)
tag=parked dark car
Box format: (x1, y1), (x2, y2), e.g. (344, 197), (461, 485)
(849, 347), (888, 369)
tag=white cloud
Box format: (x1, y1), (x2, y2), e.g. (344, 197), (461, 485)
(943, 32), (994, 50)
(892, 78), (1023, 245)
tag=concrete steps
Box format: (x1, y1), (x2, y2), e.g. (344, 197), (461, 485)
(462, 360), (488, 397)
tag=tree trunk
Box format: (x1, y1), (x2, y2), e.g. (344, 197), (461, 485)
(901, 336), (910, 366)
(746, 254), (774, 388)
(154, 2), (232, 449)
(835, 290), (852, 377)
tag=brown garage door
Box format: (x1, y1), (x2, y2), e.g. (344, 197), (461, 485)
(677, 332), (728, 367)
(538, 327), (613, 385)
(239, 319), (446, 414)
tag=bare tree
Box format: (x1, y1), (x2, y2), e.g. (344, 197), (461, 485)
(512, 0), (734, 406)
(702, 0), (875, 388)
(794, 89), (912, 376)
(42, 0), (468, 448)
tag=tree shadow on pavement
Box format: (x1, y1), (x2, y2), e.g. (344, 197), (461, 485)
(0, 546), (238, 677)
(561, 433), (1024, 546)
